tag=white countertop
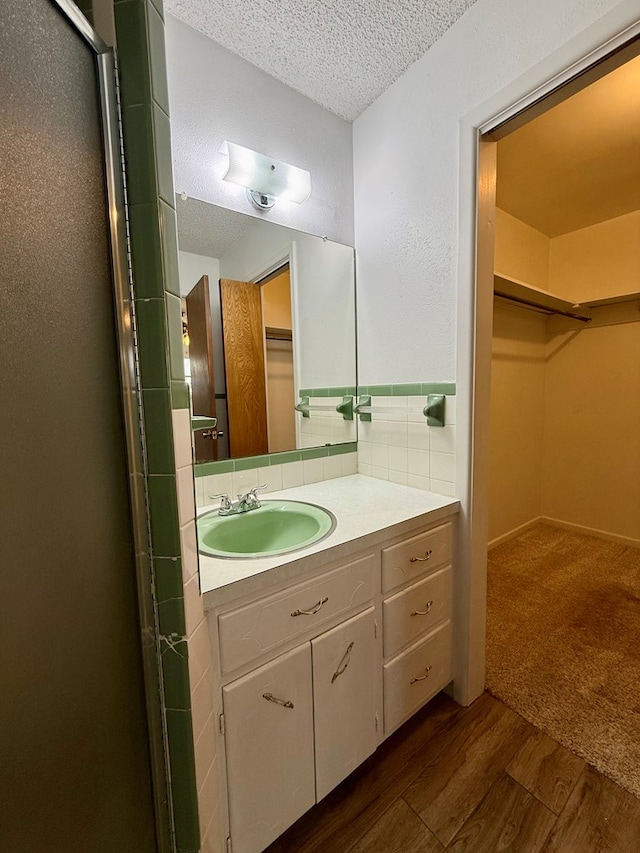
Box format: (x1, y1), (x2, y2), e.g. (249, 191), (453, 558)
(199, 475), (459, 606)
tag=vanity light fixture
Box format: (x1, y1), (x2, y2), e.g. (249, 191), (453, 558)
(220, 141), (311, 210)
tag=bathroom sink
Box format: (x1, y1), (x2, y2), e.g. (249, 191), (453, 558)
(197, 500), (337, 559)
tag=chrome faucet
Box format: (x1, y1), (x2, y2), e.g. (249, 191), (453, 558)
(209, 484), (268, 516)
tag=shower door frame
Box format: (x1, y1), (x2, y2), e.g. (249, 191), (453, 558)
(50, 1), (173, 848)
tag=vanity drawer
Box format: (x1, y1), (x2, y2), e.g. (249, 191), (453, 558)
(383, 620), (452, 734)
(218, 553), (377, 674)
(383, 565), (452, 659)
(381, 522), (452, 593)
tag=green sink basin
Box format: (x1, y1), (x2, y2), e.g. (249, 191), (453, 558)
(197, 500), (337, 559)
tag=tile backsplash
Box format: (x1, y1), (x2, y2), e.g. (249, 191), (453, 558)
(357, 392), (456, 497)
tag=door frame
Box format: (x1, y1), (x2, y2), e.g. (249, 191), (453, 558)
(51, 2), (172, 847)
(456, 6), (640, 706)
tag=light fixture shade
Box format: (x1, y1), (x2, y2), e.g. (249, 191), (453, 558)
(220, 141), (311, 204)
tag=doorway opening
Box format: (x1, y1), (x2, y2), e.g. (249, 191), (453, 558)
(476, 40), (640, 797)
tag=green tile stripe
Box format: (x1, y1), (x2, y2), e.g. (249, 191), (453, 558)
(194, 442), (358, 478)
(298, 386), (357, 397)
(357, 382), (456, 396)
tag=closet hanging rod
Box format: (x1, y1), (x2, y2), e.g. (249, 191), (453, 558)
(495, 291), (592, 323)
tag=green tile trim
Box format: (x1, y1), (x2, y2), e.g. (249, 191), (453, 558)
(161, 638), (191, 711)
(143, 388), (175, 474)
(329, 442), (357, 455)
(422, 382), (456, 395)
(171, 380), (191, 409)
(147, 2), (170, 114)
(192, 445), (357, 477)
(129, 204), (163, 298)
(155, 557), (184, 626)
(165, 709), (200, 853)
(357, 382), (456, 396)
(148, 475), (181, 557)
(304, 446), (329, 460)
(121, 104), (157, 205)
(113, 1), (152, 108)
(136, 298), (169, 389)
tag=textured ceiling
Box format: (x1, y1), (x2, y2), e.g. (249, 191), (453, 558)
(165, 0), (478, 120)
(497, 54), (640, 237)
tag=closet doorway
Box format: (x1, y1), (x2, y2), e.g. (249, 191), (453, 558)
(477, 42), (640, 798)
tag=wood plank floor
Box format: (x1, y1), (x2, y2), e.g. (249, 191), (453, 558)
(265, 692), (640, 853)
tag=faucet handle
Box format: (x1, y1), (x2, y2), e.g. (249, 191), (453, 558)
(240, 484), (268, 508)
(209, 493), (232, 512)
(250, 484), (268, 496)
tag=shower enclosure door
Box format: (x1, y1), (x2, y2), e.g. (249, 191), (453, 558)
(1, 1), (161, 849)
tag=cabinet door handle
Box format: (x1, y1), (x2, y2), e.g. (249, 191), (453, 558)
(410, 600), (433, 617)
(262, 692), (294, 709)
(410, 549), (433, 563)
(331, 641), (355, 684)
(291, 596), (328, 617)
(410, 665), (432, 685)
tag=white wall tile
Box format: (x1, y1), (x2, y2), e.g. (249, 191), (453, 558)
(430, 478), (456, 497)
(172, 408), (193, 470)
(194, 711), (217, 792)
(388, 445), (408, 472)
(202, 472), (233, 506)
(187, 617), (211, 686)
(323, 454), (343, 480)
(371, 420), (389, 444)
(371, 466), (389, 480)
(184, 572), (204, 637)
(191, 665), (215, 742)
(341, 452), (358, 475)
(408, 422), (429, 450)
(176, 465), (196, 526)
(303, 457), (325, 484)
(388, 469), (408, 485)
(180, 521), (198, 583)
(358, 462), (372, 476)
(264, 464), (282, 492)
(408, 448), (430, 477)
(430, 425), (456, 453)
(231, 468), (258, 496)
(430, 451), (455, 482)
(444, 395), (456, 424)
(407, 473), (430, 491)
(387, 420), (408, 446)
(282, 460), (304, 488)
(358, 441), (372, 465)
(371, 442), (389, 468)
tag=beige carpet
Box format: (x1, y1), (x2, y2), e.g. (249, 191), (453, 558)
(486, 522), (640, 797)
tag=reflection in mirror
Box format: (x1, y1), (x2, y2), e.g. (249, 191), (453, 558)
(176, 196), (357, 463)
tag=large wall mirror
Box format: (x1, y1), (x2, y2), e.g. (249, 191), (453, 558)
(176, 196), (357, 463)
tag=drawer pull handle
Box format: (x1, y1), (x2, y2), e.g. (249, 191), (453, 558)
(411, 600), (433, 617)
(410, 666), (432, 685)
(410, 549), (433, 563)
(331, 641), (355, 684)
(262, 692), (294, 709)
(291, 596), (328, 617)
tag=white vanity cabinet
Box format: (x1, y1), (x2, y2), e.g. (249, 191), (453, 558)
(206, 501), (457, 853)
(222, 606), (379, 853)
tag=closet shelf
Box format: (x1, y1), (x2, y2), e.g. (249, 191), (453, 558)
(494, 275), (591, 322)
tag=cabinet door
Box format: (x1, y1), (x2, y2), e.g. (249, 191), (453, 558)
(312, 607), (379, 800)
(223, 644), (315, 853)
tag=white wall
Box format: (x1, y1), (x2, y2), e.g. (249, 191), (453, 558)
(489, 302), (547, 543)
(165, 14), (354, 245)
(353, 0), (637, 385)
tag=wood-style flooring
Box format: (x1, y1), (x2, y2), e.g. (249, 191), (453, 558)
(265, 691), (640, 853)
